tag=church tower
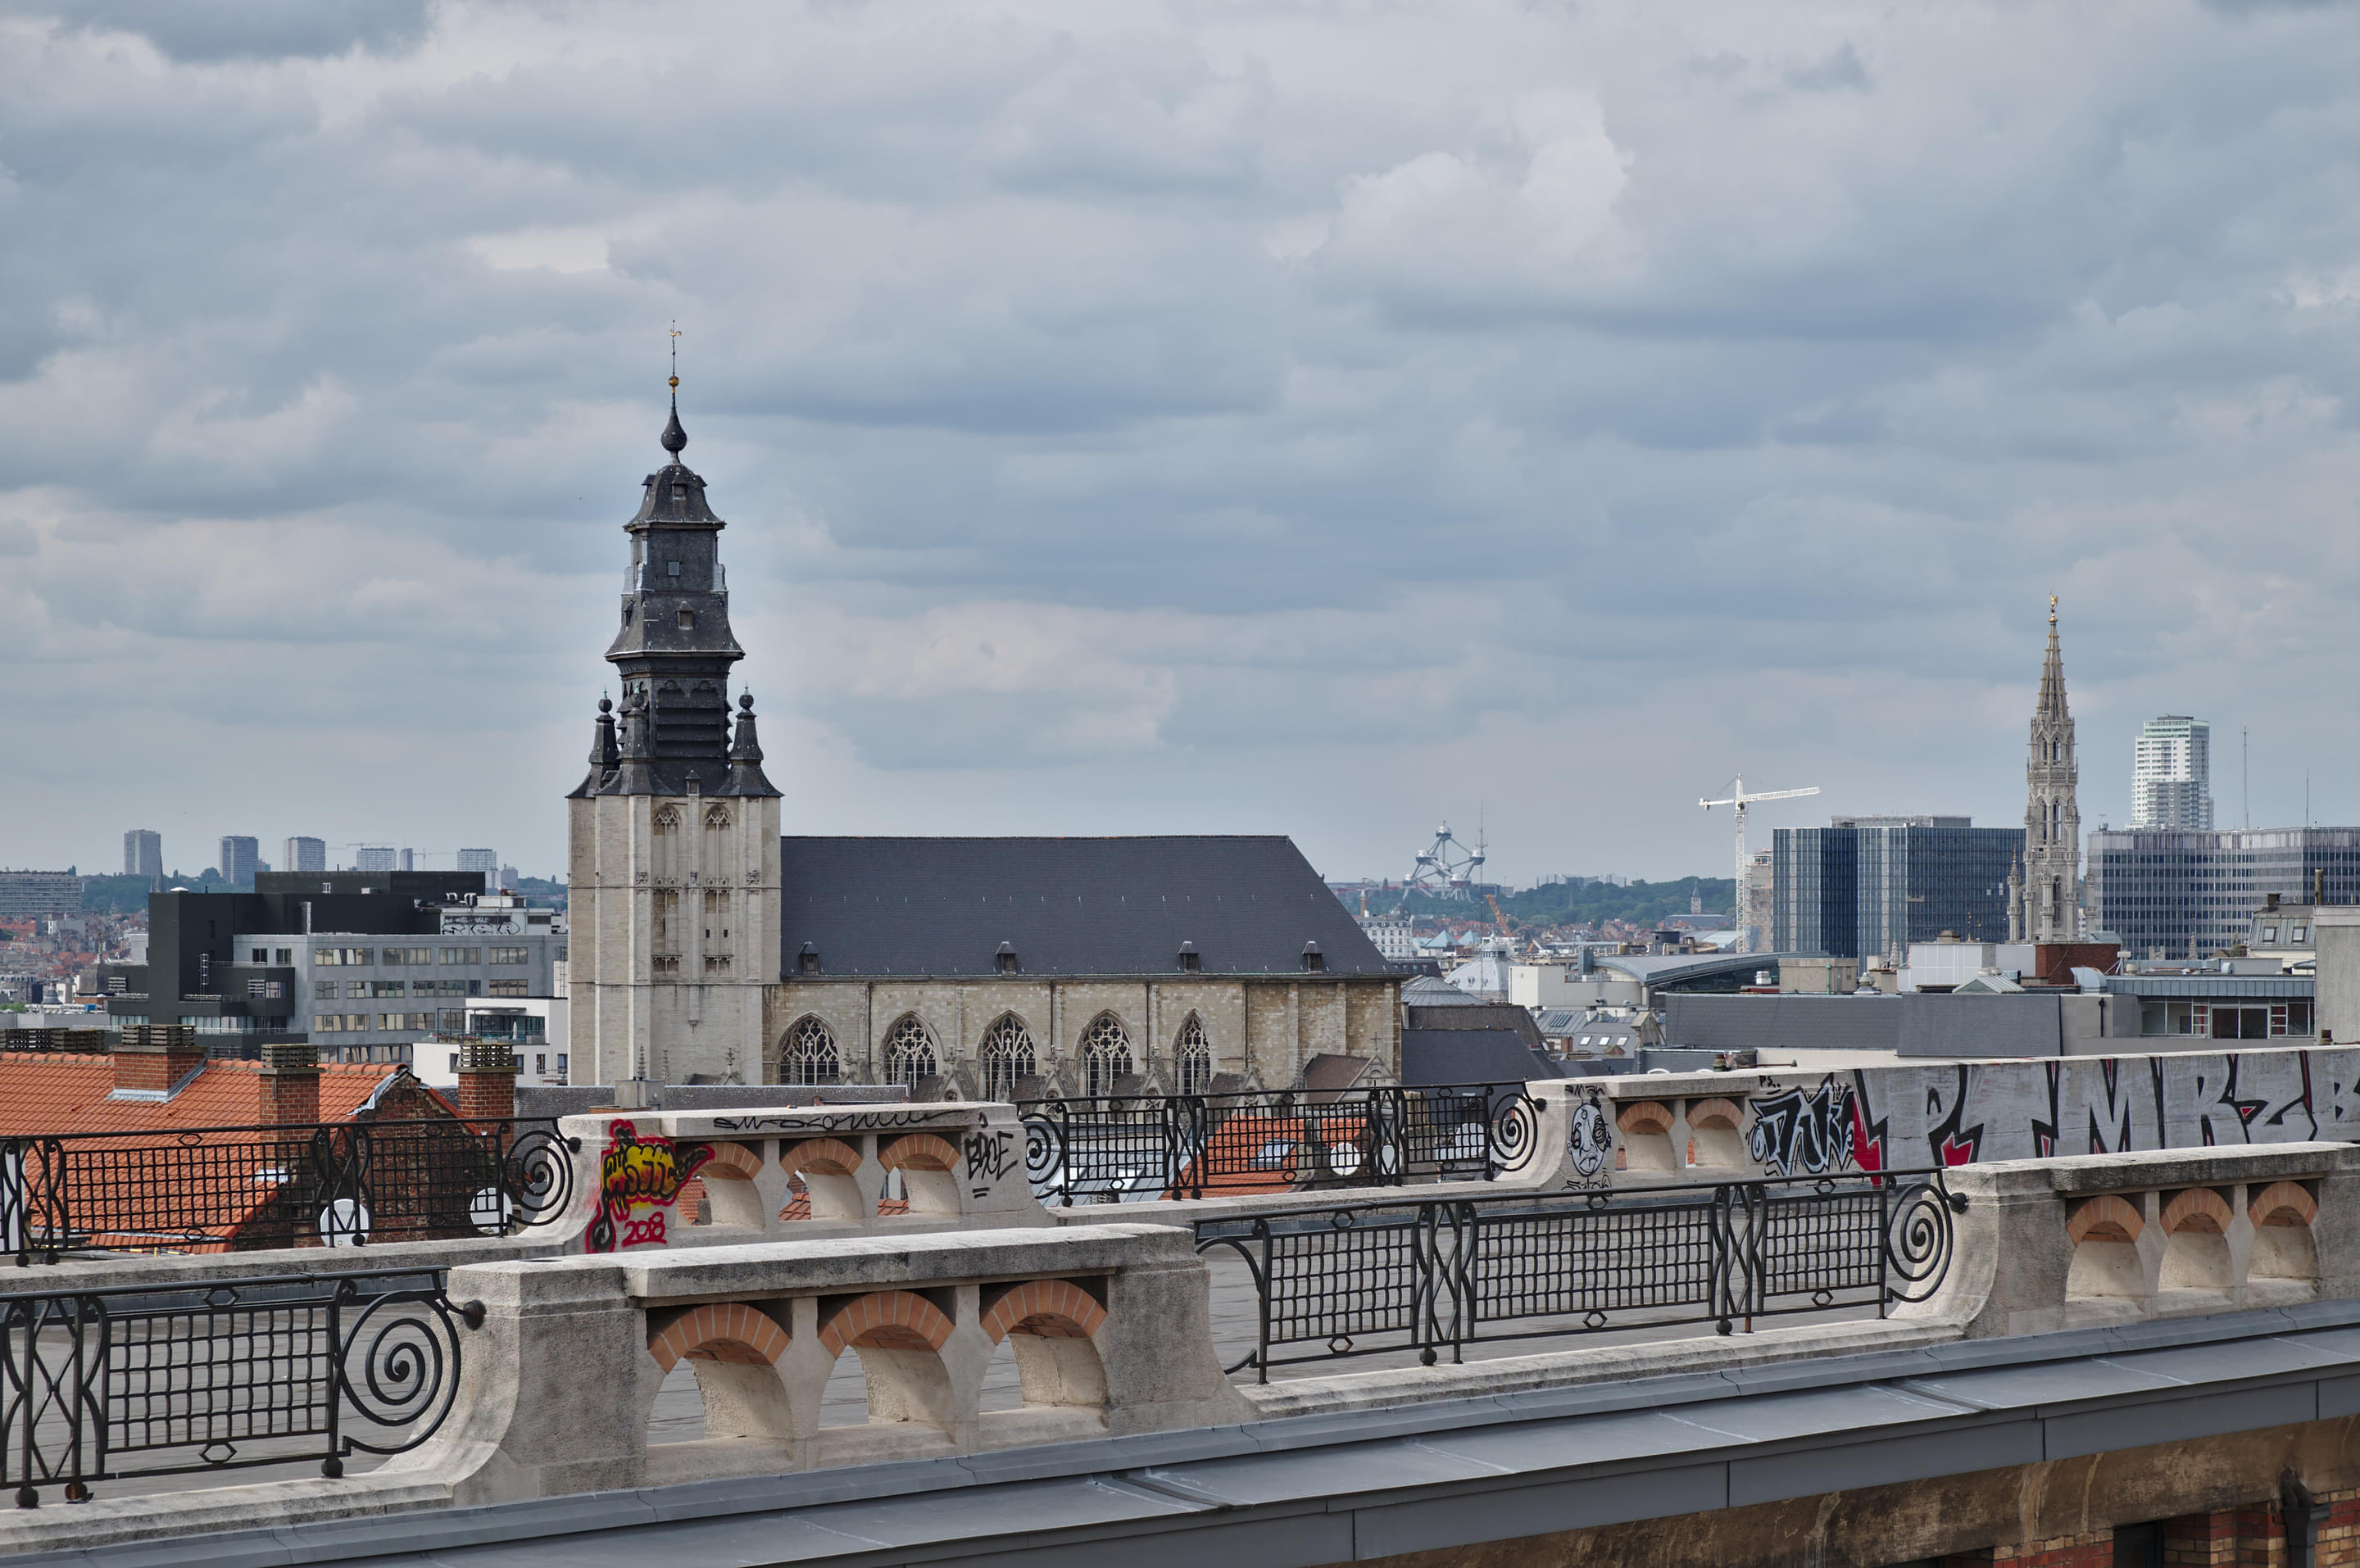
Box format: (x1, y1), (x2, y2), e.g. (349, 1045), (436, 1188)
(2009, 597), (2081, 943)
(566, 385), (781, 1090)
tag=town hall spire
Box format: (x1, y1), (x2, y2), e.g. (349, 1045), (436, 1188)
(2010, 596), (2081, 942)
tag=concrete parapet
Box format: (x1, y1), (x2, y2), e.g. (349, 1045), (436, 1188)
(553, 1100), (1045, 1253)
(1904, 1140), (2360, 1337)
(395, 1221), (1246, 1503)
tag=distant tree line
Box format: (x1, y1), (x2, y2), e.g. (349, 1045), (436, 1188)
(1382, 877), (1734, 930)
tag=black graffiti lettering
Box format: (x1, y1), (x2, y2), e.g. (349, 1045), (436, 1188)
(1746, 1080), (1855, 1176)
(964, 1129), (1018, 1182)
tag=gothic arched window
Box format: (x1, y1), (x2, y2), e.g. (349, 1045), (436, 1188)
(1079, 1013), (1134, 1098)
(703, 805), (731, 832)
(781, 1016), (840, 1086)
(883, 1014), (938, 1085)
(1173, 1014), (1212, 1096)
(652, 806), (681, 835)
(980, 1014), (1035, 1102)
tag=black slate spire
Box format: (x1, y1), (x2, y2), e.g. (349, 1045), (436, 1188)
(570, 387), (778, 800)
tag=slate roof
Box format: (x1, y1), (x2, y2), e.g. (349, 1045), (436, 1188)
(777, 836), (1391, 978)
(1399, 1028), (1564, 1085)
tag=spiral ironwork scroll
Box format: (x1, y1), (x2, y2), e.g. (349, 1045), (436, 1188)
(333, 1282), (466, 1458)
(1020, 1108), (1066, 1203)
(1883, 1172), (1964, 1304)
(1486, 1090), (1544, 1177)
(502, 1126), (580, 1230)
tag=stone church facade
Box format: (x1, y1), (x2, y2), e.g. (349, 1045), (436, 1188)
(568, 398), (1400, 1094)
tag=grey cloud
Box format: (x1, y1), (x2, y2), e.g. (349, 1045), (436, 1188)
(37, 0), (431, 61)
(2, 0), (2358, 880)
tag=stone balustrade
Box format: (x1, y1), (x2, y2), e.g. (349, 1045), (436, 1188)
(9, 1140), (2360, 1557)
(1906, 1141), (2360, 1337)
(551, 1102), (1043, 1253)
(393, 1222), (1246, 1501)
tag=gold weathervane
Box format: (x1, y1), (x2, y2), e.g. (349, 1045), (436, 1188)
(669, 322), (682, 391)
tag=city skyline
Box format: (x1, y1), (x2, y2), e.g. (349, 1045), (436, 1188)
(0, 2), (2353, 884)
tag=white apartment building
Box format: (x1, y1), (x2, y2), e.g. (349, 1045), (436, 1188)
(2132, 716), (2214, 831)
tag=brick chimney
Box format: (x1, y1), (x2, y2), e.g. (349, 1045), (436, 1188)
(258, 1039), (321, 1126)
(112, 1025), (207, 1096)
(455, 1036), (517, 1121)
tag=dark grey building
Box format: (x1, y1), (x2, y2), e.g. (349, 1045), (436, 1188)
(2089, 827), (2360, 961)
(1772, 816), (2017, 960)
(106, 872), (562, 1063)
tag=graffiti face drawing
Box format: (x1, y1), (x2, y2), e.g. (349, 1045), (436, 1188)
(1565, 1094), (1613, 1185)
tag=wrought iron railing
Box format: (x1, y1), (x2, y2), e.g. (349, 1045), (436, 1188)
(1196, 1170), (1966, 1380)
(0, 1267), (478, 1505)
(0, 1119), (581, 1265)
(1019, 1082), (1543, 1205)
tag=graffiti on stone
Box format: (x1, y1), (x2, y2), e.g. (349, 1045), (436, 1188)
(1747, 1077), (1857, 1176)
(1565, 1086), (1613, 1189)
(588, 1119), (715, 1253)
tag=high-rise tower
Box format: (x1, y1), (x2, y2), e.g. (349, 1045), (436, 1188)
(566, 385), (781, 1090)
(2131, 716), (2213, 831)
(2008, 598), (2081, 943)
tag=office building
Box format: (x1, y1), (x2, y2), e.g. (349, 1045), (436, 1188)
(123, 829), (161, 883)
(105, 872), (566, 1064)
(498, 863), (520, 891)
(0, 872), (82, 920)
(2008, 600), (2083, 941)
(2131, 715), (2213, 830)
(356, 847), (397, 872)
(457, 848), (498, 890)
(2090, 827), (2360, 961)
(217, 836), (259, 887)
(283, 836), (326, 873)
(1772, 816), (2018, 960)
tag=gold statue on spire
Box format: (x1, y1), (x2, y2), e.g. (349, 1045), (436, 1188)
(2049, 593), (2058, 626)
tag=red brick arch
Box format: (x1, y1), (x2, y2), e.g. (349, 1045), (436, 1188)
(700, 1142), (764, 1181)
(782, 1138), (864, 1179)
(647, 1303), (791, 1373)
(819, 1290), (955, 1357)
(2066, 1194), (2144, 1244)
(2249, 1181), (2318, 1228)
(980, 1280), (1108, 1344)
(880, 1134), (960, 1173)
(2162, 1188), (2234, 1236)
(1687, 1097), (1741, 1131)
(1617, 1102), (1673, 1135)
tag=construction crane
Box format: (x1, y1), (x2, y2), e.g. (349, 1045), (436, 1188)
(1485, 894), (1513, 940)
(1699, 776), (1820, 954)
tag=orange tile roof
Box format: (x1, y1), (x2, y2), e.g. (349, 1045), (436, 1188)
(0, 1054), (463, 1253)
(0, 1053), (415, 1135)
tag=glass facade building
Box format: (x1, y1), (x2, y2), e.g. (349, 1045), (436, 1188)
(2089, 827), (2360, 961)
(1772, 818), (2018, 960)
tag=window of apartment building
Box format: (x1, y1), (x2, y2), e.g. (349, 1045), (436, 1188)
(371, 981), (406, 999)
(379, 1013), (432, 1031)
(534, 1054), (547, 1076)
(275, 949), (292, 965)
(486, 979), (529, 998)
(315, 949), (373, 966)
(250, 948), (267, 963)
(440, 947), (479, 965)
(384, 947), (433, 965)
(314, 981), (339, 999)
(556, 1054), (568, 1076)
(245, 979), (285, 999)
(488, 946), (528, 966)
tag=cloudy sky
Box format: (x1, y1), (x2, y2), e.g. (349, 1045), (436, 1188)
(0, 0), (2354, 886)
